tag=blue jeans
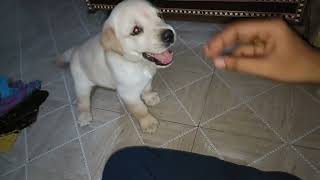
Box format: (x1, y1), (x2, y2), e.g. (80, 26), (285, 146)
(102, 146), (300, 180)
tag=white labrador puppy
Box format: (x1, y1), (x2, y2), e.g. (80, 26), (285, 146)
(59, 0), (175, 133)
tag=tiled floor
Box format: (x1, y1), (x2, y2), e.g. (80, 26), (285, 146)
(0, 0), (320, 180)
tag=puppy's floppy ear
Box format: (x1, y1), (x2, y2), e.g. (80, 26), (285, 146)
(101, 25), (123, 55)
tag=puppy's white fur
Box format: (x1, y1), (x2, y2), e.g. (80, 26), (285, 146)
(60, 0), (175, 133)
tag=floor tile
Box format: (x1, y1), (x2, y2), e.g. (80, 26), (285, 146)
(2, 166), (25, 180)
(166, 20), (187, 30)
(301, 84), (320, 102)
(202, 105), (281, 142)
(133, 116), (195, 146)
(49, 2), (90, 53)
(200, 74), (242, 123)
(249, 85), (320, 141)
(81, 116), (141, 180)
(22, 58), (62, 84)
(192, 129), (219, 157)
(159, 49), (211, 91)
(74, 106), (125, 135)
(176, 75), (212, 125)
(294, 129), (320, 170)
(161, 128), (197, 152)
(152, 74), (171, 100)
(39, 77), (69, 116)
(28, 140), (88, 180)
(27, 106), (77, 160)
(177, 22), (221, 48)
(216, 69), (278, 100)
(252, 146), (320, 180)
(200, 125), (282, 165)
(73, 0), (107, 34)
(19, 1), (57, 62)
(0, 132), (25, 175)
(149, 95), (194, 126)
(91, 88), (123, 113)
(192, 44), (215, 69)
(172, 38), (189, 55)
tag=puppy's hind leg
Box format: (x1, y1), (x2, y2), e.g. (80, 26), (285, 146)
(75, 80), (94, 127)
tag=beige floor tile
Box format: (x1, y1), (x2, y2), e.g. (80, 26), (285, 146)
(73, 105), (125, 135)
(27, 106), (77, 160)
(39, 78), (68, 116)
(159, 49), (211, 91)
(28, 140), (88, 180)
(133, 116), (195, 146)
(202, 105), (281, 142)
(172, 38), (189, 55)
(192, 45), (215, 69)
(91, 88), (123, 113)
(161, 128), (197, 152)
(192, 129), (220, 158)
(176, 22), (221, 48)
(294, 129), (320, 170)
(252, 146), (320, 180)
(3, 166), (25, 180)
(200, 126), (282, 166)
(151, 74), (171, 100)
(176, 75), (212, 125)
(200, 74), (242, 123)
(149, 95), (195, 126)
(249, 85), (320, 141)
(216, 69), (278, 100)
(0, 132), (26, 175)
(81, 116), (141, 180)
(301, 84), (320, 102)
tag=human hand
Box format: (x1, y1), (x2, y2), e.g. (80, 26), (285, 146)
(204, 19), (320, 83)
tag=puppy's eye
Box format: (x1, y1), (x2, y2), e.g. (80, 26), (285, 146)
(131, 26), (143, 36)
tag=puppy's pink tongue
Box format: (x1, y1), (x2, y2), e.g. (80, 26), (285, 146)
(152, 50), (173, 64)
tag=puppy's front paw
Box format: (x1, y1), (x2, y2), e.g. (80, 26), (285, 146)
(139, 114), (159, 134)
(142, 92), (160, 106)
(78, 112), (93, 127)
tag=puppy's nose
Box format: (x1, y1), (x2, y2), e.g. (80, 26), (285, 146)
(161, 29), (174, 45)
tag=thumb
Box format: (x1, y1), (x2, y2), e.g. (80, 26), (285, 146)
(213, 56), (267, 76)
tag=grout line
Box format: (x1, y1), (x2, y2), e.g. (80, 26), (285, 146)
(291, 145), (320, 174)
(291, 125), (320, 145)
(28, 137), (79, 163)
(200, 84), (282, 127)
(246, 104), (287, 143)
(158, 74), (197, 126)
(248, 143), (287, 166)
(80, 114), (126, 138)
(199, 128), (224, 160)
(23, 129), (28, 180)
(174, 72), (213, 93)
(0, 164), (26, 177)
(179, 36), (214, 72)
(297, 86), (320, 105)
(117, 94), (145, 145)
(160, 127), (198, 148)
(199, 102), (245, 127)
(38, 103), (69, 119)
(71, 0), (90, 36)
(46, 5), (59, 55)
(16, 0), (23, 81)
(15, 0), (28, 178)
(62, 73), (92, 180)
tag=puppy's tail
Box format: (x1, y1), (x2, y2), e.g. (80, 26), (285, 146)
(56, 47), (75, 68)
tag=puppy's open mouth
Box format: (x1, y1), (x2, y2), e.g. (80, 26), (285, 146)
(142, 49), (173, 66)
